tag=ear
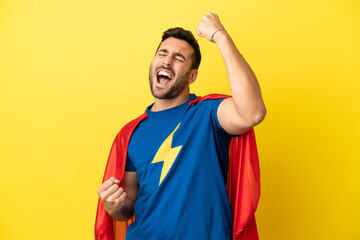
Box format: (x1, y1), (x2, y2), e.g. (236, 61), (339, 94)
(188, 70), (198, 84)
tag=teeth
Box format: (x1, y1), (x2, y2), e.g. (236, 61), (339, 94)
(158, 71), (171, 78)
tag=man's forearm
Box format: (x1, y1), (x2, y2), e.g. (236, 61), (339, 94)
(214, 30), (266, 124)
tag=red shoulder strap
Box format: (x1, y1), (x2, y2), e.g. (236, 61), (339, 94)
(188, 93), (230, 105)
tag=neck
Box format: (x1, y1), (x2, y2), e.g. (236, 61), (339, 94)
(151, 93), (190, 112)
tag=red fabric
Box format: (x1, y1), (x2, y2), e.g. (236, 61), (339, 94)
(228, 129), (260, 240)
(95, 94), (260, 240)
(95, 113), (148, 240)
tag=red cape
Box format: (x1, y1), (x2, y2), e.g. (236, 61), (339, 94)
(95, 94), (260, 240)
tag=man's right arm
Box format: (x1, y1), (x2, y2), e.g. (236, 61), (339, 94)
(97, 172), (139, 221)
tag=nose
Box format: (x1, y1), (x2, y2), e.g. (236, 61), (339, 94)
(163, 54), (173, 67)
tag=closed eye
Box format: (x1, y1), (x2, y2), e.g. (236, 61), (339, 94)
(174, 53), (186, 62)
(157, 49), (186, 62)
(158, 49), (168, 56)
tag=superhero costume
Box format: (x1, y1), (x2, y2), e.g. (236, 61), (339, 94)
(95, 94), (260, 240)
(125, 94), (232, 239)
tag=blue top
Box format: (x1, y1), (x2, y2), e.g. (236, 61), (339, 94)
(125, 94), (233, 240)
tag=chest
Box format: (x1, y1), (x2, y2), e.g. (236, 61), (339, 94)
(127, 103), (230, 191)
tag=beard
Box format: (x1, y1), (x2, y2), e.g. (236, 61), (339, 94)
(149, 65), (190, 99)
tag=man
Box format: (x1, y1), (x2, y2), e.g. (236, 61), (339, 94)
(96, 13), (266, 240)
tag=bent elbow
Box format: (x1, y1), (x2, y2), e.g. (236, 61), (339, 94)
(246, 105), (266, 128)
(255, 106), (266, 125)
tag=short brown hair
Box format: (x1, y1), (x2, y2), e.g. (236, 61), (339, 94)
(157, 27), (201, 70)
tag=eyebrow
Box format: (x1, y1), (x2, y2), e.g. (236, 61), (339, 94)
(159, 49), (187, 61)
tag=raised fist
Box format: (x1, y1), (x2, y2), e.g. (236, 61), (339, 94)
(197, 12), (226, 42)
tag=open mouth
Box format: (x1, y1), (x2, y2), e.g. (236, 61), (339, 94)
(156, 70), (173, 85)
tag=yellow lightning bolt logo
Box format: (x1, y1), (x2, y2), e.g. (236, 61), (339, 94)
(152, 123), (182, 185)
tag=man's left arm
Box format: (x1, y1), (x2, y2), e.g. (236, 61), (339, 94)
(197, 13), (266, 135)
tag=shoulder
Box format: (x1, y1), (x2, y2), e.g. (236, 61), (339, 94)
(122, 113), (148, 131)
(188, 94), (231, 115)
(115, 113), (148, 142)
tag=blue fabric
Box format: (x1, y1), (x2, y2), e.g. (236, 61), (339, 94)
(125, 94), (233, 240)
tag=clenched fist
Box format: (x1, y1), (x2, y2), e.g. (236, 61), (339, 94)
(97, 176), (128, 219)
(197, 12), (226, 43)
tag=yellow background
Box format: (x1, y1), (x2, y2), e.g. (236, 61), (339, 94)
(1, 0), (359, 239)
